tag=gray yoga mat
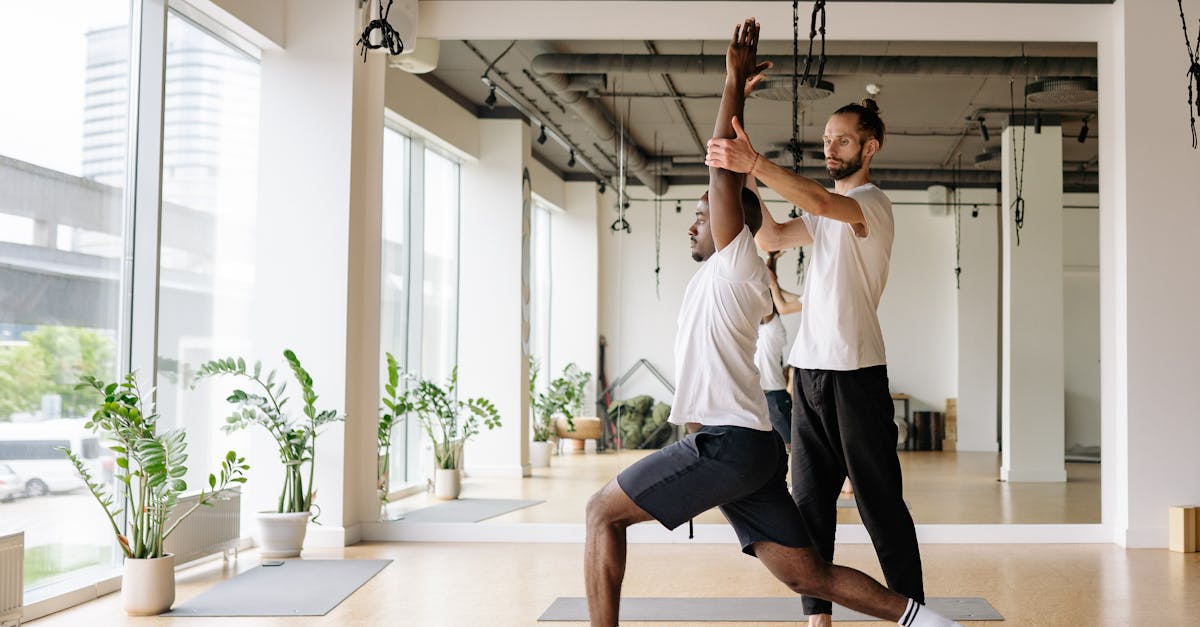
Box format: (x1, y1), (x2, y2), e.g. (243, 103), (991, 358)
(538, 597), (1002, 622)
(162, 559), (390, 616)
(398, 498), (544, 522)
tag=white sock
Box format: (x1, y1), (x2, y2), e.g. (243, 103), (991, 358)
(898, 599), (963, 627)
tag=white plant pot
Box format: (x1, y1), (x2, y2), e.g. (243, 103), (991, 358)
(121, 553), (175, 616)
(529, 440), (554, 468)
(434, 468), (461, 500)
(256, 510), (312, 559)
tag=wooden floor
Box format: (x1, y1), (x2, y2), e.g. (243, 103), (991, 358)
(29, 541), (1200, 626)
(27, 449), (1128, 626)
(386, 448), (1100, 525)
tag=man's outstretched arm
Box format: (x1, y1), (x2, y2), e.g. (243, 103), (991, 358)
(708, 18), (759, 252)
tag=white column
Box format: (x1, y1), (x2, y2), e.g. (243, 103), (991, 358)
(459, 118), (531, 477)
(1104, 0), (1200, 546)
(955, 188), (1001, 452)
(1000, 124), (1066, 482)
(252, 0), (377, 545)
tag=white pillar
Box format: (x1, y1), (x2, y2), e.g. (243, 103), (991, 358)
(252, 0), (382, 545)
(1103, 0), (1200, 546)
(1000, 124), (1066, 482)
(459, 118), (531, 477)
(955, 188), (1001, 452)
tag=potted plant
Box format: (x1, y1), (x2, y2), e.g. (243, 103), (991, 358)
(529, 361), (592, 465)
(194, 350), (342, 558)
(377, 352), (413, 518)
(62, 373), (248, 615)
(528, 358), (557, 468)
(408, 366), (501, 499)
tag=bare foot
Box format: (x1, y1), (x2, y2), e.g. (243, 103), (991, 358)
(840, 477), (853, 496)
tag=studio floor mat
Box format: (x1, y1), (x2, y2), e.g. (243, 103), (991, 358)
(538, 597), (1002, 622)
(162, 559), (390, 617)
(398, 498), (544, 522)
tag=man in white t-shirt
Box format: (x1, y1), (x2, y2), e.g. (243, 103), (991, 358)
(584, 19), (958, 627)
(707, 99), (924, 627)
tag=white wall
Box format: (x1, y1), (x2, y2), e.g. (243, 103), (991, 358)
(874, 189), (959, 414)
(1063, 193), (1100, 450)
(598, 185), (705, 405)
(550, 182), (601, 409)
(1109, 0), (1200, 547)
(955, 188), (1001, 452)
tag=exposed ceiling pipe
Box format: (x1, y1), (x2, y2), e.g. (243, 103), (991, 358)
(531, 54), (1097, 78)
(524, 42), (668, 195)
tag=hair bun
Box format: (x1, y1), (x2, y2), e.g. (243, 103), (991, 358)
(861, 98), (880, 114)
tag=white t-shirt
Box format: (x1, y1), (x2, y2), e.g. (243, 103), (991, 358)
(755, 315), (789, 391)
(671, 226), (773, 431)
(789, 183), (894, 371)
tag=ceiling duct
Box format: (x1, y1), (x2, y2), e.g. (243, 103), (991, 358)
(530, 54), (1097, 78)
(525, 42), (667, 194)
(750, 77), (836, 102)
(1025, 77), (1099, 106)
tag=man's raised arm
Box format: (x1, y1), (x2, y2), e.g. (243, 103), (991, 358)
(708, 18), (761, 251)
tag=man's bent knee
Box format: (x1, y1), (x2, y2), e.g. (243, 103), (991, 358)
(753, 542), (833, 597)
(586, 480), (645, 529)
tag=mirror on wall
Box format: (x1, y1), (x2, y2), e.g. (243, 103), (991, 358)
(380, 37), (1101, 528)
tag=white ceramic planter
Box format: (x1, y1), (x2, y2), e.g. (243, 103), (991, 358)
(434, 468), (461, 499)
(256, 510), (312, 558)
(121, 553), (175, 616)
(529, 440), (554, 468)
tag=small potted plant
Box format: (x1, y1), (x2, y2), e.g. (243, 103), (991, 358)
(377, 352), (413, 518)
(194, 350), (342, 558)
(528, 358), (560, 468)
(63, 373), (248, 615)
(408, 366), (501, 499)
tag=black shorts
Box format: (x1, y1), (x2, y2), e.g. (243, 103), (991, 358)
(616, 425), (812, 556)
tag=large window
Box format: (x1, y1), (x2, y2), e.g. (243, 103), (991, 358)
(530, 198), (555, 376)
(0, 0), (131, 592)
(380, 126), (460, 491)
(156, 11), (261, 493)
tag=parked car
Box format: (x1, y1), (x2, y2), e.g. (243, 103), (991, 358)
(0, 419), (110, 497)
(0, 463), (24, 502)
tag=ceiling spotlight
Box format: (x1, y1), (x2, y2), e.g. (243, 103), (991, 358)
(675, 200), (682, 214)
(485, 86), (497, 110)
(977, 117), (990, 143)
(1034, 113), (1043, 134)
(537, 124), (547, 145)
(598, 180), (606, 194)
(1078, 116), (1090, 143)
(567, 151), (576, 168)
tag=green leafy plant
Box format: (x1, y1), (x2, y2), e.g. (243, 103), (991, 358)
(409, 366), (501, 470)
(377, 352), (413, 506)
(529, 359), (592, 442)
(62, 373), (248, 559)
(194, 350), (342, 515)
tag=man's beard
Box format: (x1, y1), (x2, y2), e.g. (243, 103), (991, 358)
(827, 151), (864, 180)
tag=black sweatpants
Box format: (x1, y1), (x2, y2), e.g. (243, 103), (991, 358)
(790, 365), (924, 616)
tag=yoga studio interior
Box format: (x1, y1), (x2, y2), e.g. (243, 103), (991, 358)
(1, 1), (1197, 625)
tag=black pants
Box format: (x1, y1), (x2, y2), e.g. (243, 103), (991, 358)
(790, 365), (924, 615)
(764, 389), (792, 444)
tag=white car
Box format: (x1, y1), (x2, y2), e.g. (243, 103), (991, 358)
(0, 463), (24, 502)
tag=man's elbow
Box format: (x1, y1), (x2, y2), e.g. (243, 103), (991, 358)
(755, 226), (782, 251)
(805, 196), (835, 217)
